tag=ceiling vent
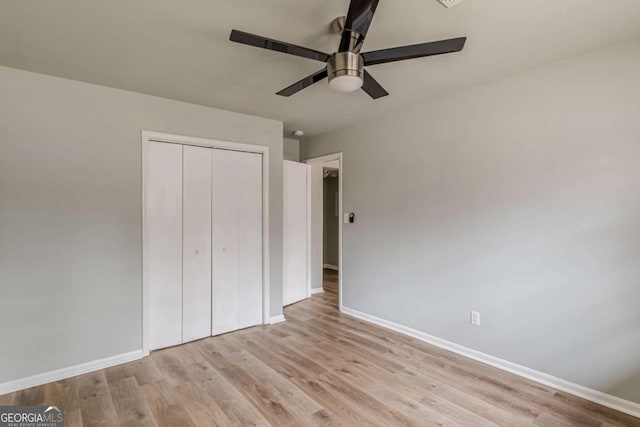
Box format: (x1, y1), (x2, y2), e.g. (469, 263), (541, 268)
(437, 0), (466, 8)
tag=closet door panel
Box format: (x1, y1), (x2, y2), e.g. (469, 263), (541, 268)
(182, 146), (212, 343)
(212, 149), (239, 335)
(148, 142), (183, 350)
(238, 152), (263, 329)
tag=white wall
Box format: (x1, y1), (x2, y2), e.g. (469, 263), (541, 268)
(302, 39), (640, 404)
(0, 66), (283, 385)
(283, 138), (300, 162)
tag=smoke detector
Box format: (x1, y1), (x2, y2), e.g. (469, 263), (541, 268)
(292, 130), (304, 137)
(437, 0), (466, 8)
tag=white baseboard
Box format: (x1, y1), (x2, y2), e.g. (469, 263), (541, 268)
(0, 350), (146, 396)
(310, 288), (325, 295)
(323, 264), (339, 271)
(341, 306), (640, 419)
(269, 314), (286, 324)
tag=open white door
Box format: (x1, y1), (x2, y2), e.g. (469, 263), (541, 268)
(283, 160), (310, 306)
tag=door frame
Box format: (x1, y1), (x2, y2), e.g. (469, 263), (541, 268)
(141, 130), (270, 355)
(305, 152), (343, 311)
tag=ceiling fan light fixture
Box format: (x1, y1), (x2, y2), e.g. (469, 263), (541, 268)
(327, 51), (364, 93)
(329, 74), (363, 93)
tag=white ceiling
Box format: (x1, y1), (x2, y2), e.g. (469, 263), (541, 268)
(2, 0), (640, 138)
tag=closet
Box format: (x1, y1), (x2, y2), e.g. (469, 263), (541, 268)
(148, 141), (263, 351)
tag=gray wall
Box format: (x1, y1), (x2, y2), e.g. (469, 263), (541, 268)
(0, 66), (283, 384)
(283, 138), (300, 162)
(302, 39), (640, 404)
(323, 177), (339, 267)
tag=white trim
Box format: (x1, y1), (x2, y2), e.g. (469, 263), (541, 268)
(310, 288), (325, 295)
(142, 131), (271, 355)
(323, 264), (339, 271)
(306, 164), (312, 299)
(338, 153), (342, 312)
(0, 350), (145, 395)
(269, 314), (287, 324)
(305, 153), (343, 312)
(305, 153), (342, 165)
(341, 306), (640, 419)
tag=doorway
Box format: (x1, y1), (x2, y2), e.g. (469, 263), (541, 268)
(305, 153), (342, 310)
(322, 165), (339, 304)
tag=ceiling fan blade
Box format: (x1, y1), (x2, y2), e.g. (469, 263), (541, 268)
(339, 0), (380, 51)
(230, 30), (330, 62)
(276, 68), (328, 97)
(361, 69), (389, 99)
(362, 37), (466, 66)
(345, 0), (380, 36)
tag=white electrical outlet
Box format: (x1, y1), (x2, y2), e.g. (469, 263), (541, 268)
(437, 0), (466, 8)
(471, 311), (480, 326)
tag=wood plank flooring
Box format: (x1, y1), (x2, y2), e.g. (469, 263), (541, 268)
(2, 269), (639, 426)
(322, 268), (339, 303)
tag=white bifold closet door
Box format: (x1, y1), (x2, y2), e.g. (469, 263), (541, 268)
(148, 142), (183, 350)
(149, 143), (213, 350)
(182, 145), (212, 343)
(149, 142), (263, 350)
(283, 160), (309, 306)
(237, 152), (263, 329)
(212, 149), (263, 335)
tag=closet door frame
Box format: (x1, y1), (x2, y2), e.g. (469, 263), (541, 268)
(141, 130), (270, 355)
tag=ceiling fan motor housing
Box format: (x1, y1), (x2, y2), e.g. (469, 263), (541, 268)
(327, 51), (364, 83)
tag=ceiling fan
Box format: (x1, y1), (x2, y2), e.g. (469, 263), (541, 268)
(229, 0), (466, 99)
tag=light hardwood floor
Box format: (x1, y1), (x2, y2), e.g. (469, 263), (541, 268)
(322, 267), (339, 303)
(2, 270), (638, 426)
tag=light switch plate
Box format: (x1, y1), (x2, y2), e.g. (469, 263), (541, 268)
(471, 311), (480, 326)
(343, 213), (350, 224)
